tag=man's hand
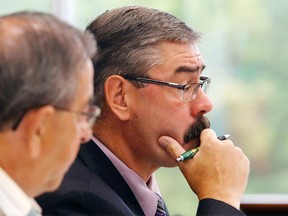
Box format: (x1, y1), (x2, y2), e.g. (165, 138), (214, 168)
(158, 129), (250, 209)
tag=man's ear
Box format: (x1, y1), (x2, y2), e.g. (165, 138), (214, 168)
(104, 75), (130, 121)
(18, 106), (55, 159)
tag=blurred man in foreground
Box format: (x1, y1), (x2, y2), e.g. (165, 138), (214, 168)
(0, 11), (99, 215)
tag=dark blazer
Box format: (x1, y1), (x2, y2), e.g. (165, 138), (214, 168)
(36, 140), (245, 216)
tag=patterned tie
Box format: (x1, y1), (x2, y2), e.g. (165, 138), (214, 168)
(155, 193), (166, 216)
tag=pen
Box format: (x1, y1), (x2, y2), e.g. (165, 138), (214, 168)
(176, 134), (231, 162)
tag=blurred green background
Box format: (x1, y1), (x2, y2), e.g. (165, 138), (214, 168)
(1, 0), (287, 215)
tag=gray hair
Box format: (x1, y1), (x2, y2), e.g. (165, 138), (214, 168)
(86, 6), (201, 107)
(0, 11), (96, 130)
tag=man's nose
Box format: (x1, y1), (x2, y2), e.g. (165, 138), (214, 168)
(189, 88), (213, 117)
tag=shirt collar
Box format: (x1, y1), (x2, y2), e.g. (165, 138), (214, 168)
(92, 136), (160, 216)
(0, 167), (42, 216)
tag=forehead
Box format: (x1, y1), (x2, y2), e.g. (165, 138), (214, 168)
(149, 42), (205, 78)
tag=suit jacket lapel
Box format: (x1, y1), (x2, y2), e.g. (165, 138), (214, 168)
(77, 140), (145, 216)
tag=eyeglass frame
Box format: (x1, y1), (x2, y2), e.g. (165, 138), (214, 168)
(54, 105), (101, 128)
(123, 74), (211, 102)
(11, 104), (101, 131)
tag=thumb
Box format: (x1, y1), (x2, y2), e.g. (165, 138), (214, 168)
(158, 136), (186, 159)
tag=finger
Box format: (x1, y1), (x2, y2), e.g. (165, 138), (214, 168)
(200, 128), (217, 143)
(158, 136), (186, 159)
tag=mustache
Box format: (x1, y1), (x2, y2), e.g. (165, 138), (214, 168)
(183, 116), (211, 144)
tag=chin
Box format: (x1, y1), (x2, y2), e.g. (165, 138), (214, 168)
(44, 175), (64, 193)
(161, 156), (178, 168)
(163, 163), (178, 168)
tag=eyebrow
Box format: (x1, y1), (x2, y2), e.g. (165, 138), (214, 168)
(175, 65), (206, 73)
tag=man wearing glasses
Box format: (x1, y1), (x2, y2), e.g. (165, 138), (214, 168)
(0, 11), (100, 215)
(37, 6), (249, 215)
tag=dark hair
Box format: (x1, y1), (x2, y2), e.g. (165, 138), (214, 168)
(0, 11), (96, 130)
(86, 6), (200, 107)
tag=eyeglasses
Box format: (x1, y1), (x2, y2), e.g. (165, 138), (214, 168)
(123, 75), (211, 102)
(12, 105), (101, 131)
(54, 105), (101, 128)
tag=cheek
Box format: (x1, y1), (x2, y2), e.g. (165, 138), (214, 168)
(56, 121), (82, 167)
(42, 117), (82, 189)
(141, 86), (191, 119)
(64, 125), (82, 157)
(154, 100), (190, 126)
(134, 88), (192, 139)
(154, 103), (193, 141)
